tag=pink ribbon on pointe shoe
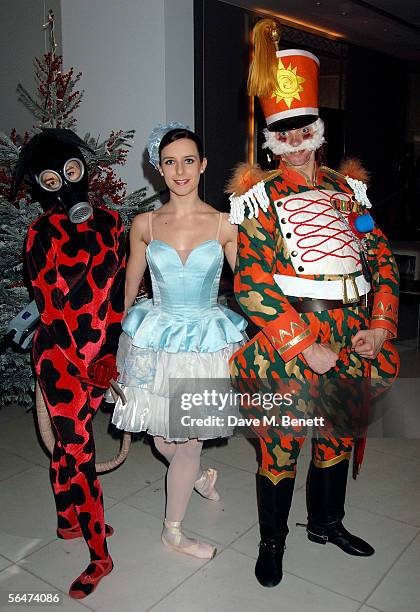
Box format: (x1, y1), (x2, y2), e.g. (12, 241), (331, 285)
(194, 468), (220, 501)
(161, 520), (217, 559)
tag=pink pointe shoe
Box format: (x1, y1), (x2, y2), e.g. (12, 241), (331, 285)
(161, 519), (217, 559)
(194, 468), (220, 502)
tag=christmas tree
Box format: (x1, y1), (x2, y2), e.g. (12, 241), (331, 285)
(0, 11), (159, 407)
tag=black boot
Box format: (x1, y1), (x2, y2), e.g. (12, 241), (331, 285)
(255, 474), (295, 587)
(306, 459), (374, 556)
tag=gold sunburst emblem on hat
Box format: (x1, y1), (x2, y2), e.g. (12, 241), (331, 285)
(273, 59), (306, 108)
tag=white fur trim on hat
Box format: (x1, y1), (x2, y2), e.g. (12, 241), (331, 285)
(262, 117), (325, 156)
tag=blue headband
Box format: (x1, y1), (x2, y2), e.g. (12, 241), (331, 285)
(147, 121), (189, 169)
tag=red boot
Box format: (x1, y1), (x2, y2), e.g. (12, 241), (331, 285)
(57, 524), (114, 540)
(69, 557), (113, 599)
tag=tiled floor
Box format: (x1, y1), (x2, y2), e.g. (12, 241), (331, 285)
(0, 344), (419, 612)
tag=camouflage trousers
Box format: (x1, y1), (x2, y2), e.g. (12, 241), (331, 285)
(230, 304), (400, 483)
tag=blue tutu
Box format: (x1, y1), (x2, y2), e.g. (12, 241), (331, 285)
(112, 239), (247, 441)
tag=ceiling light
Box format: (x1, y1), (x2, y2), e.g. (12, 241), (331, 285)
(254, 8), (344, 39)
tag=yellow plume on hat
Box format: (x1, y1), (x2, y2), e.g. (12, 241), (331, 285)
(247, 18), (282, 98)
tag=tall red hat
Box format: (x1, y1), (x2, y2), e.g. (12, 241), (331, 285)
(248, 19), (320, 131)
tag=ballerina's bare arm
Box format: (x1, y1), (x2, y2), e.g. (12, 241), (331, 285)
(220, 213), (238, 271)
(124, 214), (149, 311)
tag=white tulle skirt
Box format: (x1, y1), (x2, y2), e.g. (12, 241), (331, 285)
(111, 332), (245, 441)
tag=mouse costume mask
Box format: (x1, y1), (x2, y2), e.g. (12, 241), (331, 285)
(21, 127), (126, 599)
(10, 128), (94, 223)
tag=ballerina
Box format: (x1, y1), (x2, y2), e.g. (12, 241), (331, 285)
(112, 124), (247, 559)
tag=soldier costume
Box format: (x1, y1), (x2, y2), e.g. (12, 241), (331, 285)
(228, 19), (399, 587)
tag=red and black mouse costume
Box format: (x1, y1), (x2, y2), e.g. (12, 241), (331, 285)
(10, 129), (125, 598)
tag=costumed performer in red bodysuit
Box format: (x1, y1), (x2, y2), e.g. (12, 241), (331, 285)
(10, 128), (125, 599)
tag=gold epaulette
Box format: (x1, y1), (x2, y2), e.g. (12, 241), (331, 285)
(320, 165), (372, 209)
(319, 165), (347, 181)
(263, 168), (282, 183)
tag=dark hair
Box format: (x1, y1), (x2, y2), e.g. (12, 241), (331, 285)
(159, 128), (204, 162)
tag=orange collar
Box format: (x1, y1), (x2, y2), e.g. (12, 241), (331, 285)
(279, 160), (319, 188)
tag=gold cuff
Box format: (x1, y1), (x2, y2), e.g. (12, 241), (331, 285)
(371, 315), (396, 324)
(278, 328), (312, 356)
(313, 452), (351, 468)
(258, 467), (296, 485)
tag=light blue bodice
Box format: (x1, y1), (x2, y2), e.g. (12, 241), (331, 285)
(122, 240), (247, 353)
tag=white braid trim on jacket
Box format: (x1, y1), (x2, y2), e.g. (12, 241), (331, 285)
(228, 180), (270, 224)
(346, 177), (372, 208)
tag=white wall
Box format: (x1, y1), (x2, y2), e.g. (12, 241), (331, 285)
(0, 0), (62, 134)
(61, 0), (194, 194)
(164, 0), (194, 128)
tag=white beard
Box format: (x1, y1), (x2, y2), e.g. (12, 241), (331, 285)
(262, 118), (325, 156)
